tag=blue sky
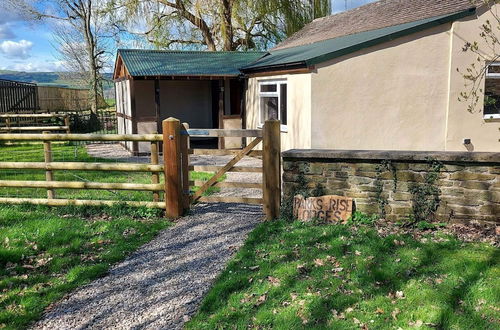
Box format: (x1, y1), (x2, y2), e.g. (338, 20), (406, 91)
(0, 0), (377, 73)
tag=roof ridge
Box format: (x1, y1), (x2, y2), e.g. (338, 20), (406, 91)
(118, 48), (266, 54)
(274, 0), (478, 51)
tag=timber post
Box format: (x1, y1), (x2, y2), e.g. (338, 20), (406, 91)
(64, 115), (70, 134)
(163, 118), (183, 218)
(181, 123), (190, 211)
(151, 136), (160, 202)
(43, 131), (55, 199)
(263, 119), (281, 220)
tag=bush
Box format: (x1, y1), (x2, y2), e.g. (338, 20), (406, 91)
(70, 113), (102, 133)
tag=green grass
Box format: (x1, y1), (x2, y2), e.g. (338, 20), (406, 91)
(0, 143), (222, 329)
(186, 220), (499, 329)
(0, 204), (170, 330)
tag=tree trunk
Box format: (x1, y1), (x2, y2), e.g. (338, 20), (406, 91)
(83, 0), (99, 113)
(221, 0), (234, 51)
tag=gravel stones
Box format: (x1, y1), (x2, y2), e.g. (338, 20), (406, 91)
(32, 203), (263, 330)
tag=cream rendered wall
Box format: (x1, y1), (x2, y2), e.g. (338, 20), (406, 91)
(446, 7), (500, 152)
(311, 24), (452, 151)
(246, 73), (312, 151)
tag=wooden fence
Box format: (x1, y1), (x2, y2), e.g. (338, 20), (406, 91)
(0, 79), (39, 113)
(37, 86), (107, 112)
(0, 118), (281, 220)
(0, 113), (70, 133)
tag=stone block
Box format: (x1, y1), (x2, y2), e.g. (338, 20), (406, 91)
(391, 192), (412, 201)
(334, 171), (349, 178)
(479, 204), (500, 216)
(354, 171), (379, 179)
(459, 181), (492, 190)
(395, 171), (425, 183)
(440, 187), (464, 197)
(345, 191), (378, 199)
(357, 185), (379, 192)
(391, 206), (412, 216)
(349, 176), (374, 185)
(355, 203), (380, 215)
(326, 180), (350, 190)
(449, 172), (496, 181)
(307, 163), (325, 175)
(442, 196), (483, 207)
(468, 166), (492, 173)
(283, 161), (297, 171)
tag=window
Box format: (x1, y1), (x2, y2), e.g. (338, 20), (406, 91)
(484, 63), (500, 119)
(259, 80), (287, 127)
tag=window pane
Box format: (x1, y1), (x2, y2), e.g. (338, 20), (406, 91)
(484, 78), (500, 117)
(488, 65), (500, 74)
(260, 84), (277, 93)
(261, 96), (278, 122)
(280, 84), (287, 125)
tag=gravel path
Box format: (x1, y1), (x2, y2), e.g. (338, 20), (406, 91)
(32, 203), (263, 330)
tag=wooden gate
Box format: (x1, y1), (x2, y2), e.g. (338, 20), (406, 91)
(162, 118), (281, 221)
(0, 79), (39, 113)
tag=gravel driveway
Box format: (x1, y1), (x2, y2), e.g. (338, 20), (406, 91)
(31, 203), (263, 330)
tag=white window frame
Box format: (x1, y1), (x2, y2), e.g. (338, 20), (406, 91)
(258, 80), (288, 131)
(484, 63), (500, 119)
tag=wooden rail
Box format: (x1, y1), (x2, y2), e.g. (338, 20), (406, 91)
(184, 129), (263, 137)
(0, 198), (165, 209)
(0, 162), (164, 172)
(0, 180), (163, 191)
(0, 133), (162, 141)
(0, 113), (71, 134)
(0, 118), (281, 219)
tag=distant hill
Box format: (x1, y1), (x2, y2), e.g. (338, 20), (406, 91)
(0, 70), (114, 98)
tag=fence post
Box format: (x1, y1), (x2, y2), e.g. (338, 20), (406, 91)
(263, 119), (281, 220)
(163, 118), (183, 218)
(64, 115), (70, 134)
(5, 117), (11, 133)
(43, 131), (55, 199)
(151, 137), (160, 203)
(181, 123), (190, 211)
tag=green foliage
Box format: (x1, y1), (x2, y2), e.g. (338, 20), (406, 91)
(69, 113), (102, 133)
(408, 159), (444, 226)
(415, 221), (448, 231)
(186, 220), (499, 329)
(349, 211), (378, 225)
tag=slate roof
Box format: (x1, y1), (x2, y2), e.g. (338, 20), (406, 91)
(117, 49), (266, 77)
(241, 8), (476, 73)
(275, 0), (479, 50)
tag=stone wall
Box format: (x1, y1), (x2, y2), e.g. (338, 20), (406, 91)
(282, 150), (500, 224)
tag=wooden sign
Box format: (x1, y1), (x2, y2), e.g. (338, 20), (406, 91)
(293, 195), (354, 223)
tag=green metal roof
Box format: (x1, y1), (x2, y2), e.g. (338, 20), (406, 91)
(118, 49), (266, 77)
(241, 8), (476, 73)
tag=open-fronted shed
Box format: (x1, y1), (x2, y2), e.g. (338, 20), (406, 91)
(113, 49), (265, 153)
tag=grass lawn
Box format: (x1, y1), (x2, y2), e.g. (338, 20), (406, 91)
(187, 220), (499, 329)
(0, 143), (219, 329)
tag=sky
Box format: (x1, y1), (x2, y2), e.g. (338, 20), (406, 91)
(0, 0), (377, 73)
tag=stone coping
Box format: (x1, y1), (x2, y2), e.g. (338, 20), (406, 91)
(282, 149), (500, 164)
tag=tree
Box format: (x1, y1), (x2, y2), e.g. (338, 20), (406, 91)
(458, 0), (500, 114)
(6, 0), (110, 112)
(106, 0), (331, 51)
